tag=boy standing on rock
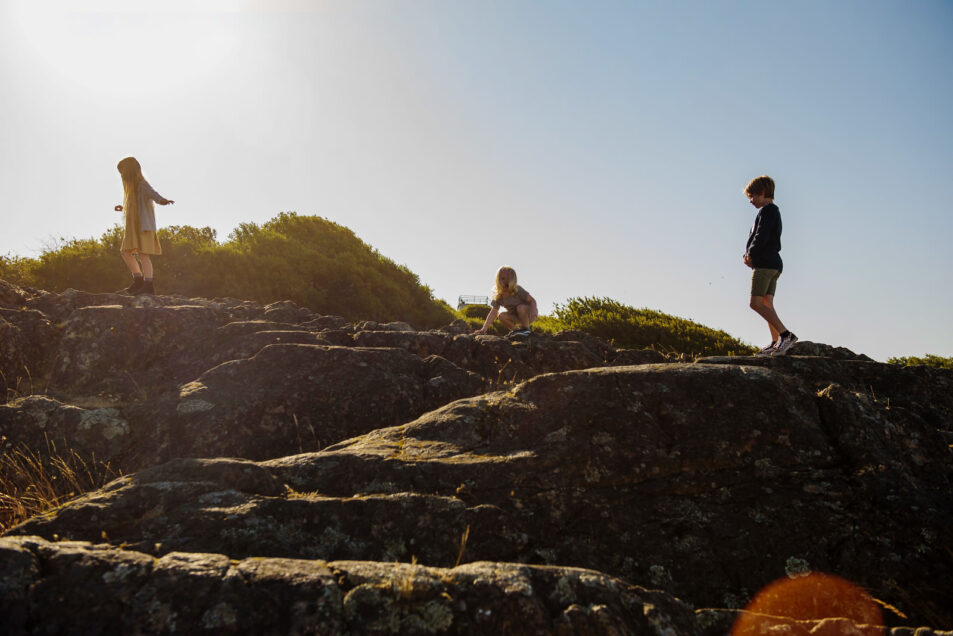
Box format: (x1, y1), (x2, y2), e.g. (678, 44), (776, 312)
(743, 175), (798, 356)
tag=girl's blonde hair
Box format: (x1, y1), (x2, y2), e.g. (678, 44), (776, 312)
(493, 266), (518, 302)
(117, 156), (143, 185)
(117, 156), (146, 220)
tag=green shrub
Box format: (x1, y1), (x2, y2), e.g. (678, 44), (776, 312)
(531, 315), (563, 334)
(460, 304), (491, 319)
(0, 254), (32, 286)
(4, 218), (759, 353)
(887, 355), (953, 370)
(454, 315), (505, 335)
(5, 226), (126, 293)
(550, 296), (754, 356)
(3, 213), (454, 328)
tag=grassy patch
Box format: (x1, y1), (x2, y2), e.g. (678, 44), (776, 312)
(1, 213), (455, 328)
(0, 436), (120, 532)
(887, 354), (953, 370)
(548, 296), (755, 356)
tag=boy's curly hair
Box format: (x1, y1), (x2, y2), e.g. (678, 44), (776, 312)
(744, 175), (775, 198)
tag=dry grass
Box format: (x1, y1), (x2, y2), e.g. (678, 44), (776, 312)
(395, 555), (420, 599)
(0, 435), (120, 532)
(454, 524), (470, 567)
(1, 365), (35, 404)
(487, 356), (521, 392)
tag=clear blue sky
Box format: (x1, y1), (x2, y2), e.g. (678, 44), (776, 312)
(1, 0), (951, 361)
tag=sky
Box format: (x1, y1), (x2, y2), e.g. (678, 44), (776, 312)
(1, 0), (951, 362)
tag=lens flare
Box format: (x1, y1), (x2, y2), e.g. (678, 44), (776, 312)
(732, 572), (884, 635)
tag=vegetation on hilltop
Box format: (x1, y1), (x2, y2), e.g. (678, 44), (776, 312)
(0, 213), (455, 328)
(549, 296), (756, 356)
(887, 354), (953, 370)
(458, 296), (755, 356)
(2, 213), (755, 354)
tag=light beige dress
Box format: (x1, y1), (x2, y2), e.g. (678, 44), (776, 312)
(121, 180), (163, 255)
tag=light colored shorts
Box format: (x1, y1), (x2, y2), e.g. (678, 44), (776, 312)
(501, 304), (539, 322)
(751, 268), (781, 297)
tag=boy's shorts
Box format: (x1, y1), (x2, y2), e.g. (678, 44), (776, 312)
(751, 268), (781, 296)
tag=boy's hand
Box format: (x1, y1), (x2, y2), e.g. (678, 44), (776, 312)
(743, 253), (753, 268)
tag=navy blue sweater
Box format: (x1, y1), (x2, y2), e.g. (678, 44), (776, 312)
(745, 203), (783, 272)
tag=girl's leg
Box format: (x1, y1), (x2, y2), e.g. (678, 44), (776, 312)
(498, 310), (518, 330)
(121, 250), (142, 275)
(138, 254), (153, 279)
(516, 304), (538, 328)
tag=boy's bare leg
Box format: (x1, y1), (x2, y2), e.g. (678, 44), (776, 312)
(749, 294), (785, 340)
(120, 250), (142, 276)
(762, 296), (781, 341)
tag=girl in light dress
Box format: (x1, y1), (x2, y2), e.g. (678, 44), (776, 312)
(114, 157), (174, 295)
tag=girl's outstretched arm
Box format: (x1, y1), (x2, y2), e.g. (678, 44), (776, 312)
(475, 306), (499, 334)
(141, 181), (174, 205)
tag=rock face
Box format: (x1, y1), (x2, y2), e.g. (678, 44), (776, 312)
(0, 535), (706, 635)
(147, 344), (485, 464)
(1, 285), (621, 469)
(1, 279), (952, 634)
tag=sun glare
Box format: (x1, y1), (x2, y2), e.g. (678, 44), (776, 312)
(9, 0), (239, 98)
(732, 573), (884, 635)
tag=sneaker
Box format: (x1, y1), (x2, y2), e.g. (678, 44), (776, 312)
(771, 333), (798, 356)
(507, 327), (531, 338)
(120, 277), (144, 295)
(755, 341), (777, 357)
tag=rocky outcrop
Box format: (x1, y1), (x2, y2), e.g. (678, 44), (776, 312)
(699, 345), (953, 420)
(1, 285), (634, 469)
(9, 364), (953, 629)
(3, 536), (951, 635)
(0, 306), (54, 399)
(146, 344), (485, 463)
(1, 280), (952, 634)
(0, 535), (708, 635)
(0, 395), (133, 460)
(0, 279), (28, 308)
